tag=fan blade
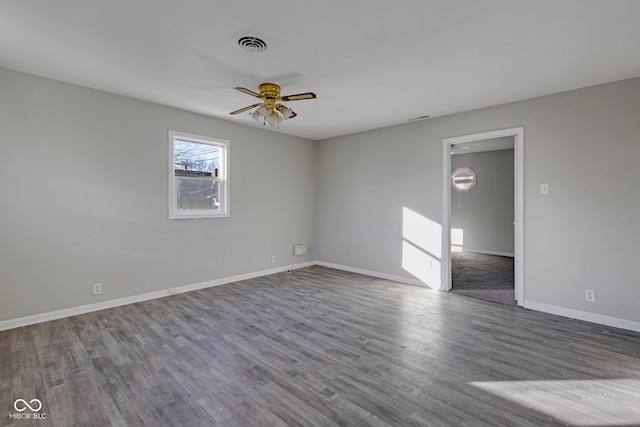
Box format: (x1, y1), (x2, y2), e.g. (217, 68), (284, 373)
(234, 87), (262, 99)
(230, 103), (261, 115)
(281, 92), (316, 101)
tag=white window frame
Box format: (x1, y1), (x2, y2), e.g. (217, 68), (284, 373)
(168, 130), (230, 219)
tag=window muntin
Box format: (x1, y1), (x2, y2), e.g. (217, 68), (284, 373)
(169, 131), (229, 219)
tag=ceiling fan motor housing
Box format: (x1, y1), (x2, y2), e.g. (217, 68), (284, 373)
(259, 83), (281, 102)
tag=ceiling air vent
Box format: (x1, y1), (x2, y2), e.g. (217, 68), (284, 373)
(237, 35), (267, 53)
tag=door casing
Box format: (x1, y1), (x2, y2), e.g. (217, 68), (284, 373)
(442, 127), (524, 305)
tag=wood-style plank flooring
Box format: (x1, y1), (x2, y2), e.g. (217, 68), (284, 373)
(2, 266), (640, 426)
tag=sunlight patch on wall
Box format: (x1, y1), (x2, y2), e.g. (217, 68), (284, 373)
(451, 228), (464, 252)
(402, 241), (441, 287)
(470, 379), (640, 426)
(402, 207), (442, 288)
(402, 208), (441, 258)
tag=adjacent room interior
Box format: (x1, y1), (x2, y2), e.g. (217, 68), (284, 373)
(1, 1), (639, 426)
(450, 138), (516, 305)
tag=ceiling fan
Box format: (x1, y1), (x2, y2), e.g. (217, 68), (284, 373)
(230, 83), (316, 126)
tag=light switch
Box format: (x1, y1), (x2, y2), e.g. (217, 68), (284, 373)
(540, 184), (549, 195)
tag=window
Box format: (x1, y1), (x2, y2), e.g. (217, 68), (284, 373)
(451, 167), (476, 191)
(169, 130), (229, 219)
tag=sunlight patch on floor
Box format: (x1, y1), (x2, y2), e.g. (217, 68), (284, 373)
(470, 379), (640, 426)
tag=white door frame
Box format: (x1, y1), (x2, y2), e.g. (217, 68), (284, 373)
(442, 127), (524, 305)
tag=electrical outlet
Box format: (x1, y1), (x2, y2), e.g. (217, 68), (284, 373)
(271, 255), (277, 264)
(585, 289), (596, 302)
(92, 283), (102, 295)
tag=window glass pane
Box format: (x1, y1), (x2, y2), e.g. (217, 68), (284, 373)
(453, 180), (474, 191)
(174, 139), (220, 176)
(176, 178), (219, 211)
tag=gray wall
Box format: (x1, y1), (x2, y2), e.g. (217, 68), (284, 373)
(0, 68), (317, 321)
(451, 149), (514, 255)
(317, 77), (640, 324)
(3, 66), (639, 328)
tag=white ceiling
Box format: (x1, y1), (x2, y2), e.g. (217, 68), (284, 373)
(1, 1), (639, 141)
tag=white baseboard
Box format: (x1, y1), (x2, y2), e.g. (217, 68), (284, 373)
(0, 261), (315, 332)
(462, 249), (515, 257)
(315, 261), (433, 289)
(319, 262), (640, 333)
(4, 261), (638, 335)
(523, 301), (640, 333)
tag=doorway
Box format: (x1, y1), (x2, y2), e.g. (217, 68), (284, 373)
(442, 127), (524, 305)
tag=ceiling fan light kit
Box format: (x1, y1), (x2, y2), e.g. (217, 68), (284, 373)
(230, 82), (316, 127)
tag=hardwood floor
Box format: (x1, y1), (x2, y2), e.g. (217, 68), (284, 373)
(2, 266), (639, 426)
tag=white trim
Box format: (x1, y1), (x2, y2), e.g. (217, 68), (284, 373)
(442, 127), (524, 305)
(0, 261), (314, 332)
(524, 301), (640, 333)
(3, 260), (638, 335)
(461, 249), (515, 257)
(442, 142), (452, 288)
(319, 262), (640, 333)
(316, 261), (432, 288)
